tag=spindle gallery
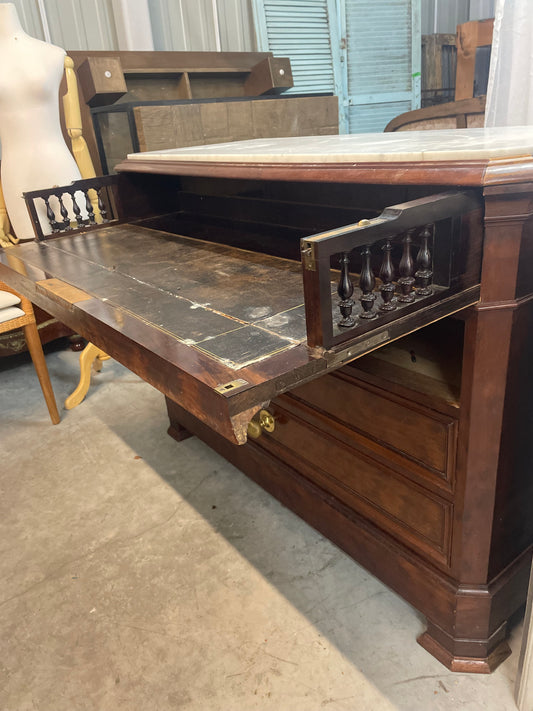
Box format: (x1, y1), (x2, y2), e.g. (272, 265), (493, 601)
(24, 175), (118, 240)
(336, 225), (435, 329)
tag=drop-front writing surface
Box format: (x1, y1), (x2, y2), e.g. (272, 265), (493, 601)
(2, 187), (481, 444)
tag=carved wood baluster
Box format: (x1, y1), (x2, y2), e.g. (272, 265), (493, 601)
(97, 188), (108, 222)
(398, 229), (416, 303)
(71, 191), (84, 227)
(43, 197), (60, 232)
(58, 193), (70, 230)
(415, 224), (433, 296)
(85, 190), (96, 224)
(337, 252), (355, 327)
(359, 245), (377, 319)
(379, 238), (396, 311)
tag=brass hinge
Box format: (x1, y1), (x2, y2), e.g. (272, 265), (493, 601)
(301, 242), (316, 271)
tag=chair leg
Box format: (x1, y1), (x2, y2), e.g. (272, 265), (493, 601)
(23, 321), (60, 425)
(64, 341), (110, 410)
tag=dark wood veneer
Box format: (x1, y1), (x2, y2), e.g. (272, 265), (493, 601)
(2, 151), (531, 673)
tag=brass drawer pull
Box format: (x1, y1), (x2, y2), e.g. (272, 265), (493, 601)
(247, 409), (276, 439)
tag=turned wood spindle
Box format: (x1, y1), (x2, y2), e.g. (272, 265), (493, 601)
(379, 238), (396, 311)
(97, 188), (108, 222)
(415, 224), (434, 296)
(58, 193), (70, 230)
(71, 191), (84, 227)
(43, 197), (60, 232)
(337, 252), (356, 328)
(85, 190), (96, 224)
(398, 229), (416, 303)
(359, 245), (377, 319)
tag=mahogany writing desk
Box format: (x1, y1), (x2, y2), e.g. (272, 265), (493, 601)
(2, 128), (532, 672)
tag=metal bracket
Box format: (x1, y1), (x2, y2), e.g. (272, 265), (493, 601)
(214, 378), (249, 395)
(301, 242), (316, 271)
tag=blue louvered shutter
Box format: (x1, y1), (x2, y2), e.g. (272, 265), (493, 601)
(252, 0), (342, 97)
(342, 0), (421, 132)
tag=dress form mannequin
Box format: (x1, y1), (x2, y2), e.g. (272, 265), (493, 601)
(0, 3), (82, 239)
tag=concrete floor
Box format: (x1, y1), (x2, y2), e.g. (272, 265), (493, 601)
(0, 344), (524, 711)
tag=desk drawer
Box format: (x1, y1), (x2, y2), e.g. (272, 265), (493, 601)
(289, 370), (457, 485)
(255, 402), (452, 566)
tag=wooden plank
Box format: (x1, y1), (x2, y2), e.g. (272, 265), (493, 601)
(421, 33), (455, 93)
(134, 96), (338, 154)
(455, 19), (494, 101)
(69, 50), (276, 74)
(36, 278), (92, 304)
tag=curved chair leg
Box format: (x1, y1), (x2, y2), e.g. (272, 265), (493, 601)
(23, 321), (60, 425)
(64, 341), (110, 410)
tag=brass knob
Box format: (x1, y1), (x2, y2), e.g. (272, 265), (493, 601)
(247, 409), (276, 439)
(358, 219), (372, 227)
(247, 420), (262, 439)
(259, 409), (275, 432)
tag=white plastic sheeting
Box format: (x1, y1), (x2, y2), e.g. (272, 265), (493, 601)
(485, 0), (533, 126)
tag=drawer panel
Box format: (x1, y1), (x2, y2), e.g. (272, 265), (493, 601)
(290, 370), (457, 481)
(257, 403), (452, 565)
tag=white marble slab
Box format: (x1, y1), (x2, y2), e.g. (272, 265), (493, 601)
(126, 127), (533, 164)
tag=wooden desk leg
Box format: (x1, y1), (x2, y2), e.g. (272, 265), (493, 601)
(64, 341), (110, 410)
(165, 396), (193, 442)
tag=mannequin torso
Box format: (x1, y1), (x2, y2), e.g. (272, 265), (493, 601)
(0, 4), (81, 239)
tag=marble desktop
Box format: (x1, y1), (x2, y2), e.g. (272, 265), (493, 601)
(126, 126), (533, 164)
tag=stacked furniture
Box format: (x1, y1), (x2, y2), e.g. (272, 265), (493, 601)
(386, 19), (493, 132)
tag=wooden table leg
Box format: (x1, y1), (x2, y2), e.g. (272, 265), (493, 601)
(165, 396), (193, 442)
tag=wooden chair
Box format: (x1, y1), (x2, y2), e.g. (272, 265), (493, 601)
(0, 282), (60, 424)
(24, 174), (124, 410)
